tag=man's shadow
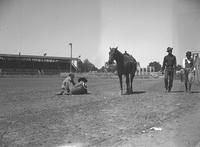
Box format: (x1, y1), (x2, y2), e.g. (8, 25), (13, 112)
(190, 91), (200, 93)
(123, 91), (146, 95)
(170, 91), (200, 93)
(170, 91), (185, 93)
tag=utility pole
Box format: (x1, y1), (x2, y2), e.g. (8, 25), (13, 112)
(69, 43), (72, 73)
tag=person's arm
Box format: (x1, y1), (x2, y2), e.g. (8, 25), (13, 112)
(61, 79), (66, 89)
(182, 58), (185, 69)
(70, 79), (75, 86)
(174, 56), (177, 71)
(74, 82), (82, 88)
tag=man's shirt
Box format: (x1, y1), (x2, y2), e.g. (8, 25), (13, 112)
(162, 54), (176, 71)
(182, 58), (194, 69)
(62, 76), (75, 89)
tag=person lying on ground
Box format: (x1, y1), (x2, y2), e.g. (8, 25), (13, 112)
(71, 77), (88, 95)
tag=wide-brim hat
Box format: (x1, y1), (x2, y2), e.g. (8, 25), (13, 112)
(78, 77), (88, 83)
(166, 47), (173, 52)
(186, 51), (192, 56)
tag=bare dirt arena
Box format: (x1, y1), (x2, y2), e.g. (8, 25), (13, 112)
(0, 74), (200, 147)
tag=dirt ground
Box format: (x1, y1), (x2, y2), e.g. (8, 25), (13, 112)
(0, 75), (200, 147)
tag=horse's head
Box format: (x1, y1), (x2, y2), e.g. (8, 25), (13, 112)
(108, 47), (118, 64)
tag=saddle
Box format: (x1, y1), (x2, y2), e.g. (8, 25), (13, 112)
(123, 53), (136, 64)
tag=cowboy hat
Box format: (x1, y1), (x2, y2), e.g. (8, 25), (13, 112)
(78, 77), (88, 83)
(166, 47), (173, 52)
(186, 51), (192, 56)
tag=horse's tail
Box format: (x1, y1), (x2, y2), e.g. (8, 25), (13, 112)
(130, 60), (137, 73)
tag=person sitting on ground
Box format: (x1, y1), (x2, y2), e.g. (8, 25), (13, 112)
(182, 51), (195, 92)
(71, 77), (88, 95)
(57, 73), (75, 95)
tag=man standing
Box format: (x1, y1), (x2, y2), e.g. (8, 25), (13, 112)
(182, 51), (195, 92)
(162, 47), (177, 92)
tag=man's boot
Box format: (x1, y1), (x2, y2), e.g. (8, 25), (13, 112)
(168, 87), (171, 92)
(165, 79), (168, 92)
(189, 83), (192, 93)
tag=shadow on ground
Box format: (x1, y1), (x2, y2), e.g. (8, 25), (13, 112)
(170, 91), (200, 93)
(123, 91), (146, 95)
(191, 91), (200, 93)
(133, 91), (146, 94)
(170, 91), (185, 93)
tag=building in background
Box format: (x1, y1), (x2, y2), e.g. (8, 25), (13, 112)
(0, 54), (82, 75)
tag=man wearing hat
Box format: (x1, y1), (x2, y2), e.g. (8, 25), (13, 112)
(182, 51), (195, 92)
(162, 47), (177, 92)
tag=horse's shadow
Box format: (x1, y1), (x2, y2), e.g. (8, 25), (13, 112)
(123, 91), (146, 95)
(170, 91), (200, 93)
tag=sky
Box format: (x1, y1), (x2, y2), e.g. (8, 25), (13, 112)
(0, 0), (200, 68)
(173, 0), (200, 63)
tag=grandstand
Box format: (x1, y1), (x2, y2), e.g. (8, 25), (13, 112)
(0, 54), (81, 75)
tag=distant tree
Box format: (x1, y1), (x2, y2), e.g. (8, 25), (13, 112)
(81, 59), (98, 72)
(108, 63), (117, 73)
(148, 61), (161, 72)
(77, 59), (83, 72)
(98, 62), (117, 73)
(98, 66), (107, 72)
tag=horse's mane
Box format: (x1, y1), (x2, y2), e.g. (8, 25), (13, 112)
(114, 49), (124, 63)
(115, 49), (124, 58)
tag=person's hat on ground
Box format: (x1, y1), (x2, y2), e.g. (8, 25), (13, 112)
(166, 47), (173, 52)
(78, 77), (88, 83)
(186, 51), (192, 56)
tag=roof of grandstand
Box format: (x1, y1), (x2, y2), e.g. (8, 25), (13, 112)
(0, 53), (80, 61)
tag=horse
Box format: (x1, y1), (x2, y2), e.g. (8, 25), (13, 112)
(108, 47), (137, 94)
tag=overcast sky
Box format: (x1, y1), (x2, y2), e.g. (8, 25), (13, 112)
(0, 0), (200, 68)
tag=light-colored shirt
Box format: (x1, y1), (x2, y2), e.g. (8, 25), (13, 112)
(182, 58), (195, 70)
(62, 76), (72, 89)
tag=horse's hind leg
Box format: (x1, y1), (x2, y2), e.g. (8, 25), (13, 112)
(130, 63), (137, 94)
(119, 74), (123, 95)
(125, 74), (130, 94)
(130, 73), (135, 94)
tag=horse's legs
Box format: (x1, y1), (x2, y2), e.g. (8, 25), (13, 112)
(119, 74), (123, 94)
(130, 73), (135, 93)
(125, 74), (130, 94)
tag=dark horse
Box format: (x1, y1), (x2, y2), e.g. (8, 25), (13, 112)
(108, 47), (137, 94)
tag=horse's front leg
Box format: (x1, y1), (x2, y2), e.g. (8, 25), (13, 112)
(125, 74), (130, 94)
(119, 74), (123, 95)
(130, 73), (135, 94)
